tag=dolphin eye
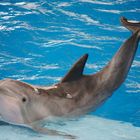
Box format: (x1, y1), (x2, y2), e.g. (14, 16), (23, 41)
(22, 97), (27, 103)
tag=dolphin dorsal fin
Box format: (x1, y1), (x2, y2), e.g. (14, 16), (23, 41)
(61, 54), (88, 83)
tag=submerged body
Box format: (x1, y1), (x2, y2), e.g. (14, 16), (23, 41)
(0, 17), (140, 138)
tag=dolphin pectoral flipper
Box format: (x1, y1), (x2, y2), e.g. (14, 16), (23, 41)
(31, 124), (76, 139)
(120, 17), (140, 33)
(61, 54), (88, 83)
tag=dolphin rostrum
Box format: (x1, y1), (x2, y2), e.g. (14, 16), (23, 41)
(0, 17), (140, 138)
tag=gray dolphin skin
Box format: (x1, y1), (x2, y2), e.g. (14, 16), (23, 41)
(0, 17), (140, 138)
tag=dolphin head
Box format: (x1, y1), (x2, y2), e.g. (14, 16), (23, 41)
(0, 79), (48, 125)
(0, 91), (23, 124)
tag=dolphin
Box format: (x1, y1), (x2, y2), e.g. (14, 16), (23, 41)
(0, 17), (140, 138)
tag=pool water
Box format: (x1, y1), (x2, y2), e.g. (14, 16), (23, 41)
(0, 0), (140, 139)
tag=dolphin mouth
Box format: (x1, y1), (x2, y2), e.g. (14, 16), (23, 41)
(0, 114), (2, 120)
(0, 115), (5, 122)
(0, 114), (6, 123)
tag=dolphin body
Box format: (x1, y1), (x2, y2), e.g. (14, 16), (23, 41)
(0, 17), (140, 138)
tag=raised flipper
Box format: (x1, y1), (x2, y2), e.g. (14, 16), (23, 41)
(31, 123), (76, 139)
(120, 17), (140, 33)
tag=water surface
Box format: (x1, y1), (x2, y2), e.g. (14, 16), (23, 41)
(0, 0), (140, 139)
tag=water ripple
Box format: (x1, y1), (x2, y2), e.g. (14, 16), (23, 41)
(79, 0), (138, 5)
(58, 9), (99, 25)
(95, 8), (140, 14)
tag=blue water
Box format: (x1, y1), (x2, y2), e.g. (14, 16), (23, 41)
(0, 0), (140, 139)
